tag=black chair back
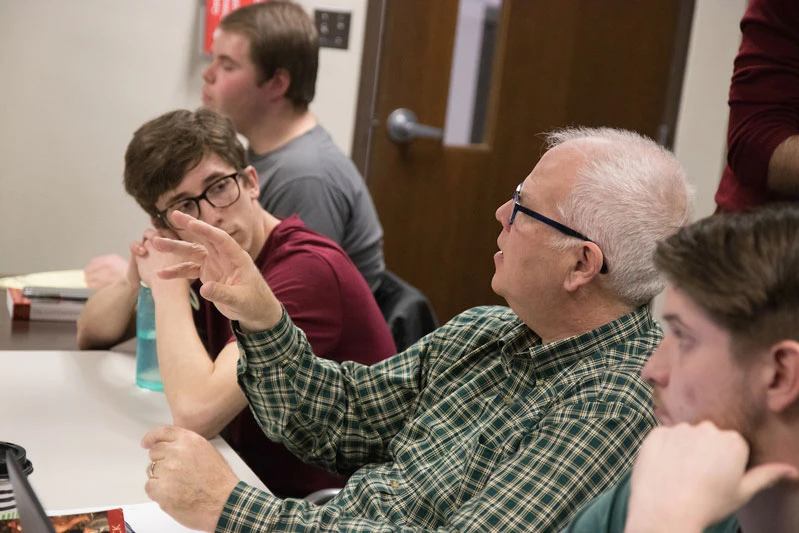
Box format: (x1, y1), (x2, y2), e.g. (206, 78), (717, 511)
(374, 270), (438, 352)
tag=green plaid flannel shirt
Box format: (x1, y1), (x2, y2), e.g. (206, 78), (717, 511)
(218, 305), (659, 532)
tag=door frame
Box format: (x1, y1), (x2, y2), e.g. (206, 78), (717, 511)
(351, 0), (387, 179)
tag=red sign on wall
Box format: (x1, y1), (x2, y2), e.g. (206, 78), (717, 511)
(204, 0), (271, 53)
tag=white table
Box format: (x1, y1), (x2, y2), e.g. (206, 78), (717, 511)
(0, 350), (266, 511)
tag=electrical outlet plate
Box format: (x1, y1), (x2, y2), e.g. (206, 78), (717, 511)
(315, 9), (351, 50)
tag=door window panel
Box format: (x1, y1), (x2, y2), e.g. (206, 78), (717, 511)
(443, 0), (503, 147)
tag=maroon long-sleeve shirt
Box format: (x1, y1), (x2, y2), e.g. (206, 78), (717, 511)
(715, 0), (799, 212)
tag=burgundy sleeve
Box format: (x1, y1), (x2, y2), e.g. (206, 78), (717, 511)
(726, 0), (799, 187)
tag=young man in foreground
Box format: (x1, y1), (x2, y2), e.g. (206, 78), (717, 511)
(564, 205), (799, 533)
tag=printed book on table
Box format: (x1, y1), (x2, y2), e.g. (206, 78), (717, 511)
(5, 287), (86, 322)
(0, 507), (132, 532)
(21, 286), (93, 301)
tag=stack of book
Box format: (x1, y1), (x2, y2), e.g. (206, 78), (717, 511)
(6, 286), (93, 322)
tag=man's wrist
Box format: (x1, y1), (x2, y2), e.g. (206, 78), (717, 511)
(216, 482), (279, 533)
(238, 302), (284, 333)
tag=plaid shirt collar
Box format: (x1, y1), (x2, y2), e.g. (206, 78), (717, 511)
(498, 305), (654, 382)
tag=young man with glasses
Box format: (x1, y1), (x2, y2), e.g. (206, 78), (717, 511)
(76, 108), (396, 498)
(138, 127), (693, 533)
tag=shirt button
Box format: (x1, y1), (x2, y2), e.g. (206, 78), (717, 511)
(503, 395), (513, 405)
(390, 480), (400, 490)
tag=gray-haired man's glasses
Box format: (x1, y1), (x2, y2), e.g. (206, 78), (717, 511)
(510, 182), (608, 274)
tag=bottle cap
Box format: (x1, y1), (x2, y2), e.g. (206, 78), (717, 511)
(0, 442), (33, 480)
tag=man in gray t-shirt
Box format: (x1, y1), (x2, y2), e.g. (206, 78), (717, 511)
(202, 2), (384, 289)
(248, 126), (383, 289)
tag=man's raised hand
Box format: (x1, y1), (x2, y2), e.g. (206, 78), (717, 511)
(153, 211), (282, 332)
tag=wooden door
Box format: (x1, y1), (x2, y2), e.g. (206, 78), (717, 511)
(354, 0), (694, 322)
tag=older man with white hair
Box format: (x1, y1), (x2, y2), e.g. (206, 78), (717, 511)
(140, 127), (693, 533)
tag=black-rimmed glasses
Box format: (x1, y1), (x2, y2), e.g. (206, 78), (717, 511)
(510, 182), (608, 274)
(156, 171), (241, 230)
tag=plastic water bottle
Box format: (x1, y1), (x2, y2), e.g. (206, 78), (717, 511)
(135, 283), (163, 391)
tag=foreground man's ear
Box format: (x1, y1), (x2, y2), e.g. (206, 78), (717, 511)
(765, 340), (799, 413)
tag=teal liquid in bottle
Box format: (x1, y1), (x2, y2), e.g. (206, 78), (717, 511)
(135, 283), (163, 391)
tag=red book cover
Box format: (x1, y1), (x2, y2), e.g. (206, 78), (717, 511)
(6, 288), (30, 321)
(5, 288), (84, 322)
(0, 507), (129, 532)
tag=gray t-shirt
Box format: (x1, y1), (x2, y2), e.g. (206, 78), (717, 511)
(248, 125), (384, 289)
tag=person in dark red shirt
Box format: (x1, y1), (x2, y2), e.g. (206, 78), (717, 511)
(77, 108), (396, 497)
(715, 0), (799, 212)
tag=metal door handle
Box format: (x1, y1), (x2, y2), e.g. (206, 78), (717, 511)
(386, 108), (443, 144)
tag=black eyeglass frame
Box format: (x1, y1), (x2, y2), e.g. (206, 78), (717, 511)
(510, 182), (608, 274)
(156, 171), (242, 230)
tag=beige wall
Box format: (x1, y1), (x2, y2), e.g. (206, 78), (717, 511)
(0, 0), (744, 275)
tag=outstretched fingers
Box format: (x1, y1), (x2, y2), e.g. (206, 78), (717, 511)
(158, 261), (203, 281)
(152, 235), (207, 281)
(171, 211), (243, 257)
(151, 235), (206, 261)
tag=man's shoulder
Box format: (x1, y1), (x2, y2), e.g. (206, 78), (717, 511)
(263, 218), (374, 293)
(265, 217), (350, 267)
(445, 305), (520, 329)
(544, 308), (661, 419)
(561, 470), (632, 532)
(429, 306), (521, 348)
(598, 306), (663, 366)
(254, 125), (359, 183)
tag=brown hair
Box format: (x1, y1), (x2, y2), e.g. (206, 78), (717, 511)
(654, 204), (799, 356)
(220, 1), (319, 108)
(123, 108), (246, 222)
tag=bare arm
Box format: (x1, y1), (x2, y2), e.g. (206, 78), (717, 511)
(767, 136), (799, 196)
(724, 0), (799, 197)
(76, 244), (146, 349)
(141, 235), (249, 439)
(83, 253), (130, 289)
